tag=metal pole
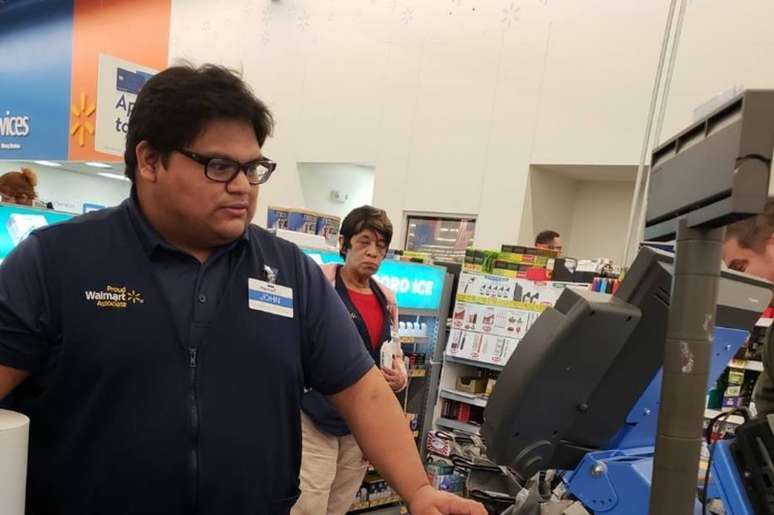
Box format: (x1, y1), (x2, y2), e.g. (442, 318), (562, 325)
(634, 0), (689, 248)
(649, 219), (724, 514)
(622, 0), (679, 266)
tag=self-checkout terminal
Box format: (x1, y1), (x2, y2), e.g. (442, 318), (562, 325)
(483, 90), (774, 514)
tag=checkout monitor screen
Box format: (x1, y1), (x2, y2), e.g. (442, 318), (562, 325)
(0, 203), (74, 264)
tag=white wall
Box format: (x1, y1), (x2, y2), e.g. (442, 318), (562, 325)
(0, 161), (130, 213)
(297, 162), (375, 219)
(662, 0), (774, 144)
(519, 165), (634, 262)
(168, 0), (774, 253)
(567, 181), (634, 263)
(519, 166), (578, 248)
(169, 0), (658, 249)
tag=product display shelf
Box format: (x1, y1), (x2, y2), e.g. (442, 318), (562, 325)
(438, 389), (488, 408)
(349, 497), (402, 513)
(728, 359), (764, 373)
(434, 270), (580, 440)
(443, 354), (504, 372)
(435, 417), (481, 435)
(756, 317), (773, 328)
(704, 319), (769, 435)
(704, 409), (745, 426)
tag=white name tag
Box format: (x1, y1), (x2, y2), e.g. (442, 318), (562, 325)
(248, 278), (294, 318)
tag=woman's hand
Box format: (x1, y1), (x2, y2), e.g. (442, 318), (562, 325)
(382, 357), (408, 392)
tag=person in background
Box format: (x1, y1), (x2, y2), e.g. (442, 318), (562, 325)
(535, 229), (562, 255)
(0, 167), (38, 206)
(723, 200), (774, 417)
(294, 205), (408, 515)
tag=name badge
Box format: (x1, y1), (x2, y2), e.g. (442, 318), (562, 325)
(248, 278), (294, 318)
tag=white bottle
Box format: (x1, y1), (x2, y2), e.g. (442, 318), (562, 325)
(381, 339), (398, 369)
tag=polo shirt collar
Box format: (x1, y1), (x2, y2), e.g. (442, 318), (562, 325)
(124, 188), (249, 258)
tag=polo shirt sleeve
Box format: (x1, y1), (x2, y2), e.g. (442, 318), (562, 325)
(297, 252), (375, 396)
(0, 234), (53, 372)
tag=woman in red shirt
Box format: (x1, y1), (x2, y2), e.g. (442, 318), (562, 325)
(294, 206), (407, 515)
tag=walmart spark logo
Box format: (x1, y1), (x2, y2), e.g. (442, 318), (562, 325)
(84, 285), (145, 309)
(70, 92), (95, 147)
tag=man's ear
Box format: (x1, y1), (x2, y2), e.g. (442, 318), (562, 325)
(338, 234), (346, 254)
(135, 141), (163, 183)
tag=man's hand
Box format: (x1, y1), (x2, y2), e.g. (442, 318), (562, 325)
(381, 357), (407, 391)
(0, 364), (28, 400)
(408, 485), (487, 515)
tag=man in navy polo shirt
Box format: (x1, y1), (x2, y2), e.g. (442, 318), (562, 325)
(0, 64), (485, 515)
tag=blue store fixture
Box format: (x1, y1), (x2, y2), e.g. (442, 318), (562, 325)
(483, 247), (771, 515)
(561, 327), (752, 515)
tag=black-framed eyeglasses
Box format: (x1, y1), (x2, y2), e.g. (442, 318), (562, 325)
(176, 148), (277, 185)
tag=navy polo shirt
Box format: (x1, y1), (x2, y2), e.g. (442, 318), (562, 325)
(0, 196), (375, 515)
(124, 194), (246, 349)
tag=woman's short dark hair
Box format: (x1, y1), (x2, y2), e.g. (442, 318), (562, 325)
(340, 206), (393, 258)
(124, 63), (274, 182)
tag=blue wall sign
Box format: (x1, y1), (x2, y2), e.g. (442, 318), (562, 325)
(302, 248), (446, 311)
(0, 1), (74, 159)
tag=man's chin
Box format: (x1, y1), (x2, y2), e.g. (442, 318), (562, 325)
(213, 222), (248, 243)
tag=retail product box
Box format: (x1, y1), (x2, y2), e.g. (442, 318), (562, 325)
(457, 271), (568, 307)
(266, 206), (291, 231)
(287, 209), (319, 234)
(501, 244), (559, 258)
(498, 252), (550, 268)
(457, 402), (472, 422)
(315, 213), (341, 247)
(728, 369), (745, 386)
(427, 461), (455, 478)
(427, 462), (465, 494)
(722, 396), (743, 408)
(724, 385), (742, 397)
(447, 329), (520, 365)
(432, 472), (465, 494)
(485, 377), (497, 397)
(402, 250), (433, 263)
(456, 376), (487, 394)
(426, 431), (453, 457)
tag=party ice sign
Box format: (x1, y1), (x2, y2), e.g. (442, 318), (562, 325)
(302, 249), (446, 311)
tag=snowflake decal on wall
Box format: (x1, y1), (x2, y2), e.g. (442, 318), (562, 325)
(501, 2), (520, 28)
(401, 6), (414, 24)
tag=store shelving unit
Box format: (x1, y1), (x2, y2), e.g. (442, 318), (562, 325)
(432, 270), (586, 439)
(398, 276), (454, 455)
(435, 417), (481, 435)
(702, 317), (771, 430)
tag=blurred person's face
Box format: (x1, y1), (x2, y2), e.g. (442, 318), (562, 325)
(536, 237), (563, 256)
(723, 236), (774, 282)
(0, 191), (33, 206)
(341, 228), (387, 279)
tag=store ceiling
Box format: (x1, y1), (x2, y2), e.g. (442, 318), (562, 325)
(55, 161), (125, 176)
(532, 164), (640, 182)
(16, 160), (129, 181)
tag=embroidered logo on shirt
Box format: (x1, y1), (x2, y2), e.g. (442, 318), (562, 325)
(84, 285), (145, 309)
